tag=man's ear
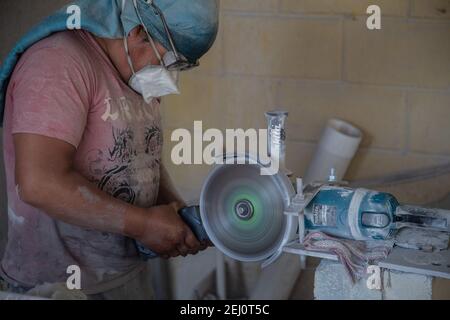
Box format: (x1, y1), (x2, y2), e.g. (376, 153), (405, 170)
(128, 25), (143, 39)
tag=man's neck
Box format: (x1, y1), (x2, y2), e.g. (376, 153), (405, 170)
(93, 36), (109, 56)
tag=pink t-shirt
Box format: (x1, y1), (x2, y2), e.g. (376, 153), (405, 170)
(1, 30), (163, 293)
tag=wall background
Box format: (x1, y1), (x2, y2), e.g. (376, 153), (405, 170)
(162, 0), (450, 299)
(1, 0), (449, 299)
(163, 0), (450, 205)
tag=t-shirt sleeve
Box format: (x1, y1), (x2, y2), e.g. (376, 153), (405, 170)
(10, 47), (92, 148)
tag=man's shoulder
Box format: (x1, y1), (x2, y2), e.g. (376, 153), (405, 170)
(19, 30), (92, 68)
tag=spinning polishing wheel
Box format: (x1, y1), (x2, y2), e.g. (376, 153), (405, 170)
(200, 156), (298, 263)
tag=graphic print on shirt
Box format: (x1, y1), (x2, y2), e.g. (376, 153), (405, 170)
(87, 125), (163, 206)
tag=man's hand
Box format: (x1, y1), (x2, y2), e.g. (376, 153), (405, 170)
(137, 202), (208, 259)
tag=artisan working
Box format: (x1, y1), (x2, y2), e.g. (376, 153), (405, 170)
(0, 0), (219, 299)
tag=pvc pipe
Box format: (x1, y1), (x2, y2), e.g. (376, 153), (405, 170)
(304, 119), (363, 185)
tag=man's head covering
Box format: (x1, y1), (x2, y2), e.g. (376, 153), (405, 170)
(0, 0), (220, 124)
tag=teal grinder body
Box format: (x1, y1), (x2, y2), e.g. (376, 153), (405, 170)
(304, 186), (400, 240)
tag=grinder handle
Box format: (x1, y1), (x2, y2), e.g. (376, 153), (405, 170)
(135, 206), (209, 260)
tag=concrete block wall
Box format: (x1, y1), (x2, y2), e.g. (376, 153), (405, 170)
(162, 0), (450, 206)
(163, 1), (450, 299)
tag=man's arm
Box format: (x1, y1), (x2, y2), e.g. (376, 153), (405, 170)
(14, 133), (204, 258)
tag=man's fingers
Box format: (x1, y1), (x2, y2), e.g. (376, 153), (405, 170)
(169, 250), (181, 258)
(177, 244), (189, 257)
(184, 229), (201, 250)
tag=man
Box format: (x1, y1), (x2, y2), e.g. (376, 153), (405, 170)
(0, 0), (219, 299)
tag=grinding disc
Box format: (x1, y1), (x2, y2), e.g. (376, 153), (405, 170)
(200, 156), (297, 262)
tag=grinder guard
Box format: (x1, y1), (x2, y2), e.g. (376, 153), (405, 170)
(200, 155), (297, 264)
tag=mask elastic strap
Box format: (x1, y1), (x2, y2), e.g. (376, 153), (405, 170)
(122, 0), (136, 74)
(132, 0), (164, 65)
(123, 38), (136, 75)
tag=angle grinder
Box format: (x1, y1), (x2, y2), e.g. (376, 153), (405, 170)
(137, 156), (449, 263)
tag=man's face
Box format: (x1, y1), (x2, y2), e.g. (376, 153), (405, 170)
(102, 26), (168, 83)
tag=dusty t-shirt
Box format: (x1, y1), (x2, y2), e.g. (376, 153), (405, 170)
(1, 30), (163, 293)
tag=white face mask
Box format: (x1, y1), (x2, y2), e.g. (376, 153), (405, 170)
(122, 19), (180, 103)
(128, 64), (180, 103)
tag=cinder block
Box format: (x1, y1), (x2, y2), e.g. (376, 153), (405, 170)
(409, 92), (450, 155)
(161, 74), (224, 131)
(433, 278), (450, 299)
(285, 141), (315, 177)
(277, 82), (406, 149)
(314, 260), (433, 300)
(0, 0), (68, 60)
(384, 270), (433, 300)
(222, 0), (279, 12)
(223, 16), (342, 80)
(412, 0), (450, 19)
(170, 248), (217, 300)
(163, 74), (278, 131)
(314, 260), (382, 300)
(163, 160), (212, 203)
(344, 18), (450, 89)
(280, 0), (409, 16)
(346, 149), (450, 180)
(220, 76), (279, 130)
(379, 171), (450, 205)
(190, 13), (224, 76)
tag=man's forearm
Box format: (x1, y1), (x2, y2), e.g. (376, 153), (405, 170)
(20, 168), (147, 240)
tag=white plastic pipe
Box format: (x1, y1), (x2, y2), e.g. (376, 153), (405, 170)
(304, 119), (363, 185)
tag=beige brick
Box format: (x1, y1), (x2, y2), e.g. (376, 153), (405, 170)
(190, 14), (224, 75)
(280, 0), (409, 16)
(347, 150), (450, 204)
(218, 76), (278, 130)
(223, 16), (342, 79)
(222, 0), (279, 12)
(161, 74), (224, 130)
(162, 129), (212, 202)
(433, 278), (450, 300)
(285, 141), (315, 177)
(162, 74), (278, 131)
(277, 82), (406, 149)
(344, 18), (450, 88)
(379, 173), (450, 205)
(0, 0), (68, 60)
(412, 0), (450, 19)
(409, 92), (450, 154)
(347, 149), (450, 180)
(163, 161), (212, 202)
